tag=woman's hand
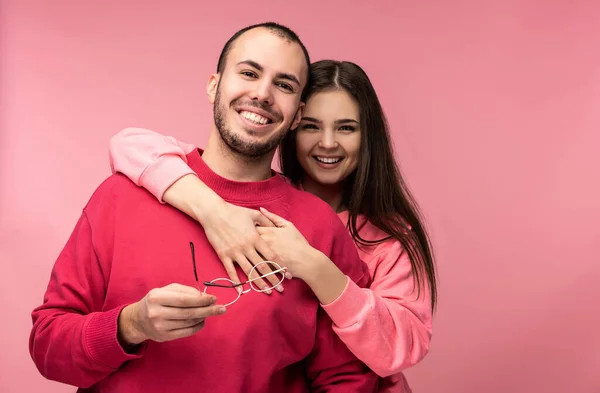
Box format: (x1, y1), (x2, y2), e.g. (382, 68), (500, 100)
(257, 207), (349, 304)
(199, 201), (285, 293)
(256, 207), (322, 281)
(163, 174), (286, 294)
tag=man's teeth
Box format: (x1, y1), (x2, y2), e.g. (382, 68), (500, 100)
(240, 111), (269, 125)
(315, 156), (342, 164)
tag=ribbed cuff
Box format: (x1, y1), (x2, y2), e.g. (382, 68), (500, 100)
(140, 155), (196, 203)
(83, 306), (146, 369)
(321, 277), (369, 328)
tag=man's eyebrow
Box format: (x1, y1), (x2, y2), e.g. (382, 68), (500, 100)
(276, 72), (300, 86)
(237, 59), (263, 71)
(237, 60), (300, 86)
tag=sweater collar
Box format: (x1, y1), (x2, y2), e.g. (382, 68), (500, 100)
(187, 148), (288, 203)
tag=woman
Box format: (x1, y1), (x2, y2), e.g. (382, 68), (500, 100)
(109, 60), (437, 393)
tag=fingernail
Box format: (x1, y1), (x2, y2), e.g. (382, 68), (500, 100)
(275, 285), (284, 293)
(236, 287), (243, 294)
(218, 307), (227, 314)
(210, 297), (217, 304)
(265, 288), (272, 295)
(285, 272), (293, 280)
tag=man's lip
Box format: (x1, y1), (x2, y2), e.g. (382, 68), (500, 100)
(239, 112), (272, 128)
(236, 107), (275, 122)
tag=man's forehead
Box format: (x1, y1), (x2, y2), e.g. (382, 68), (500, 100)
(227, 28), (307, 83)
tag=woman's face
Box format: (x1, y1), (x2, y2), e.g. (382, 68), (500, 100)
(295, 90), (362, 187)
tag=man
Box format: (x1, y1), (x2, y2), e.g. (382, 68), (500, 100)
(29, 22), (378, 392)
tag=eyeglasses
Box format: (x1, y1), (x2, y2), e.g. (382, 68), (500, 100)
(189, 242), (287, 306)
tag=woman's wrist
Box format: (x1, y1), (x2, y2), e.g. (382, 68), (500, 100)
(298, 248), (348, 305)
(191, 192), (226, 225)
(163, 174), (224, 225)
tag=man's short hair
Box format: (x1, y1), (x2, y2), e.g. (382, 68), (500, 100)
(216, 22), (311, 87)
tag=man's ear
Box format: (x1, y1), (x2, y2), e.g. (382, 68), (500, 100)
(206, 74), (220, 104)
(290, 102), (305, 130)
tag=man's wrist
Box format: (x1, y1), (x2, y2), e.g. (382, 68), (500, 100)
(117, 303), (146, 351)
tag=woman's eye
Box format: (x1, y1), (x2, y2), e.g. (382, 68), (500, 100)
(339, 125), (356, 132)
(300, 124), (319, 131)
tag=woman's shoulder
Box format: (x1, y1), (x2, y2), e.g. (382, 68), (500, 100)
(338, 211), (406, 259)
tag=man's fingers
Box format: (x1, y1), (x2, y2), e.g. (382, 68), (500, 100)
(166, 320), (206, 341)
(162, 318), (206, 331)
(149, 289), (216, 308)
(163, 283), (203, 295)
(166, 304), (227, 320)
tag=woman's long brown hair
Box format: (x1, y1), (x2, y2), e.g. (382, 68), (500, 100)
(280, 60), (437, 310)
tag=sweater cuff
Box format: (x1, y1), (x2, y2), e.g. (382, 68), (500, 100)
(321, 277), (369, 328)
(83, 305), (146, 369)
(139, 155), (196, 203)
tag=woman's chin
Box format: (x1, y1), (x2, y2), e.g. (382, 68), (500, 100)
(307, 173), (346, 187)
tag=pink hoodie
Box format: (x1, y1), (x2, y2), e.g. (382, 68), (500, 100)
(109, 128), (433, 393)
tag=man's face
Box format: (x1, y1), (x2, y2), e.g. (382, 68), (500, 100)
(207, 28), (308, 158)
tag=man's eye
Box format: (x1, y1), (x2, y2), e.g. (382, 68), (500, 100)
(277, 83), (293, 91)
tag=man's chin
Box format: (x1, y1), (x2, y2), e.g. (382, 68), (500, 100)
(223, 137), (276, 158)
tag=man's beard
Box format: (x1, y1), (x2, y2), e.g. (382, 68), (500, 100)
(213, 88), (289, 159)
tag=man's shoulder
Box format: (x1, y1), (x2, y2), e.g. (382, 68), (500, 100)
(83, 173), (157, 215)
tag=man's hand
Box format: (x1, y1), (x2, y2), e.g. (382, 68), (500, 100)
(118, 283), (226, 347)
(199, 201), (285, 293)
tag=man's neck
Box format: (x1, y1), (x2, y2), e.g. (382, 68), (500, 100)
(202, 129), (274, 182)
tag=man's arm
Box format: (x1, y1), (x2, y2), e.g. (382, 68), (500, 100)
(29, 178), (225, 388)
(29, 211), (145, 388)
(305, 307), (379, 392)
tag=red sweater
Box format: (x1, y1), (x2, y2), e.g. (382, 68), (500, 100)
(29, 150), (377, 393)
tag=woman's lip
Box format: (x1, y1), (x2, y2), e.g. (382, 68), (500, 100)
(312, 156), (344, 167)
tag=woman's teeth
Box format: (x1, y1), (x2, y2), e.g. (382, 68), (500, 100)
(240, 111), (270, 125)
(314, 156), (342, 164)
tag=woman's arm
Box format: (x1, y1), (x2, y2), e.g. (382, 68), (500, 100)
(256, 208), (349, 303)
(256, 209), (432, 377)
(322, 240), (433, 377)
(108, 127), (197, 202)
(108, 128), (281, 291)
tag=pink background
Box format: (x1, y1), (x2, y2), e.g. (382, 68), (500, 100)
(1, 1), (599, 392)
